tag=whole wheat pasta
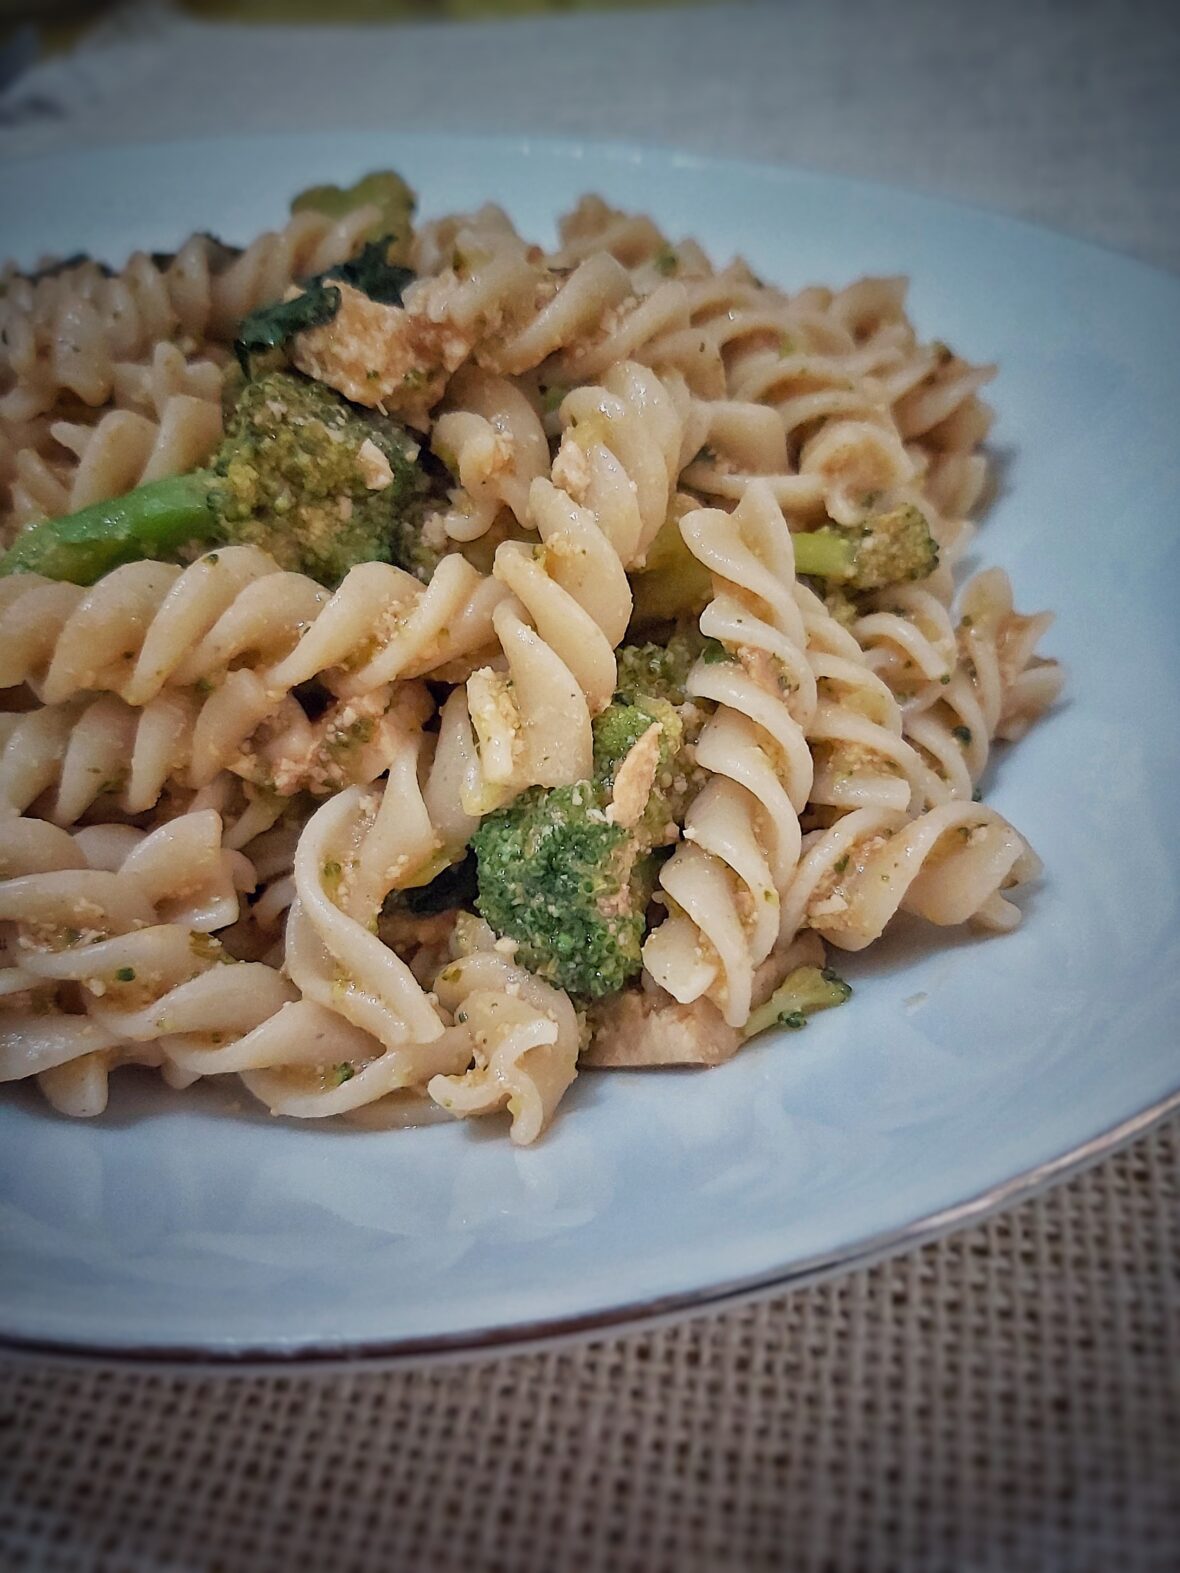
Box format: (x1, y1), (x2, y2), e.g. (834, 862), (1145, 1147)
(0, 174), (1060, 1140)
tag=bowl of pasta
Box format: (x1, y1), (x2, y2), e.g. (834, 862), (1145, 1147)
(0, 132), (1177, 1362)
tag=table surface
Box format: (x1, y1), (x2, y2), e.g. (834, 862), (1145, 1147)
(1, 3), (1178, 1569)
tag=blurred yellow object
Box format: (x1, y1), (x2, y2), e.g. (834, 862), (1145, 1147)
(2, 0), (715, 68)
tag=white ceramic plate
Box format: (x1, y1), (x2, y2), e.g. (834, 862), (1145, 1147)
(2, 133), (1178, 1364)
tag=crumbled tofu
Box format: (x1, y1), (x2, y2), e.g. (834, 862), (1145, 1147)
(356, 437), (394, 491)
(551, 434), (592, 500)
(605, 722), (663, 828)
(291, 281), (473, 428)
(584, 985), (740, 1067)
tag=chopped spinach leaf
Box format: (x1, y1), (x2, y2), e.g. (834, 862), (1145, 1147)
(233, 235), (415, 372)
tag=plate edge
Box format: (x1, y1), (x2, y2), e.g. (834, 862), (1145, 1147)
(2, 128), (1178, 287)
(4, 1081), (1176, 1372)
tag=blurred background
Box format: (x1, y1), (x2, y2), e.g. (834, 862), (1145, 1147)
(1, 0), (713, 66)
(2, 0), (1176, 273)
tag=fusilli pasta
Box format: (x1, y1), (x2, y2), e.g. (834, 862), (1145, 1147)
(0, 207), (381, 421)
(0, 174), (1060, 1142)
(461, 359), (690, 801)
(1, 341), (225, 542)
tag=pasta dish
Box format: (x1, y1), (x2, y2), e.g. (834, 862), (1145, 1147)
(0, 172), (1061, 1142)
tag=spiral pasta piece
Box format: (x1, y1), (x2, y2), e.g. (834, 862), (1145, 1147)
(0, 807), (262, 1114)
(461, 360), (689, 800)
(642, 483), (819, 1027)
(285, 780), (452, 1048)
(0, 669), (432, 825)
(238, 766), (475, 1120)
(0, 546), (507, 711)
(891, 346), (996, 519)
(427, 365), (550, 541)
(692, 347), (917, 528)
(891, 568), (1063, 799)
(406, 203), (638, 385)
(0, 811), (364, 1116)
(0, 698), (146, 824)
(0, 547), (498, 815)
(549, 194), (671, 271)
(0, 208), (380, 422)
(2, 342), (225, 538)
(427, 927), (580, 1145)
(801, 585), (945, 816)
(782, 800), (1042, 949)
(14, 397), (222, 529)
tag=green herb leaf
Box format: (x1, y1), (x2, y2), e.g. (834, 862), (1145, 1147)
(235, 282), (341, 372)
(323, 240), (414, 306)
(699, 637), (733, 664)
(234, 237), (414, 372)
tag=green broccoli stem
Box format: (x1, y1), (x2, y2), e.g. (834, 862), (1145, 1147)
(0, 472), (219, 585)
(741, 964), (852, 1040)
(791, 526), (855, 584)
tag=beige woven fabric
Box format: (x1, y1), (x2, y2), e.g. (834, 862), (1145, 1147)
(1, 1117), (1176, 1573)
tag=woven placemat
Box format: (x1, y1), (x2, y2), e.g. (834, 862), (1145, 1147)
(1, 1116), (1177, 1573)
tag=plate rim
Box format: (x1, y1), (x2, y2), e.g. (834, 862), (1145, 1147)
(3, 127), (1178, 288)
(2, 129), (1179, 1364)
(2, 1086), (1176, 1370)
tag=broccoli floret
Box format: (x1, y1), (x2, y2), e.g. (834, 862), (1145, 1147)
(741, 965), (852, 1040)
(211, 372), (437, 584)
(793, 504), (938, 592)
(821, 587), (861, 629)
(0, 371), (440, 588)
(472, 779), (655, 999)
(471, 693), (691, 999)
(291, 171), (417, 264)
(613, 633), (702, 708)
(594, 694), (690, 846)
(593, 696), (681, 778)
